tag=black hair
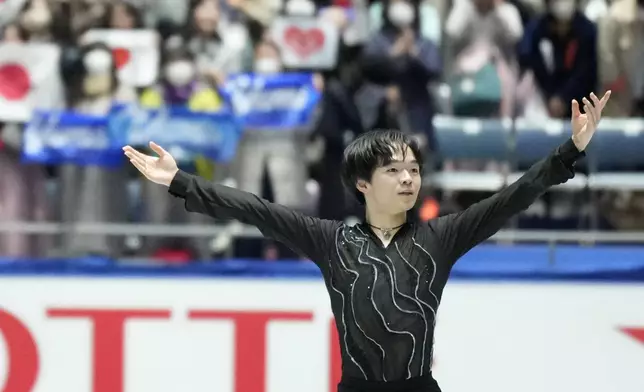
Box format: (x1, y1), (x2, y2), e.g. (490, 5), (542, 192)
(62, 41), (119, 108)
(341, 130), (424, 205)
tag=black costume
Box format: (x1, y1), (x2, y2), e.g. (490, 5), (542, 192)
(168, 139), (584, 392)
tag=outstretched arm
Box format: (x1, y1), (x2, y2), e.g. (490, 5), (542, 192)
(430, 91), (611, 265)
(123, 143), (339, 268)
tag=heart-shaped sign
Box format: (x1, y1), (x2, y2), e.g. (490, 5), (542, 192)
(0, 63), (31, 101)
(112, 48), (131, 69)
(283, 27), (325, 59)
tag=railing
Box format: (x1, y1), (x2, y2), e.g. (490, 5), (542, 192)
(2, 222), (644, 245)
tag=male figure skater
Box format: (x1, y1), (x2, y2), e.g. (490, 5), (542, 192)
(123, 92), (610, 392)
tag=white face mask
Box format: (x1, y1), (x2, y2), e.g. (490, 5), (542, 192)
(164, 60), (195, 86)
(550, 0), (576, 21)
(388, 2), (414, 27)
(254, 58), (281, 74)
(84, 49), (113, 75)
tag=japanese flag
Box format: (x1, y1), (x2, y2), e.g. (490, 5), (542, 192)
(82, 29), (160, 87)
(0, 43), (63, 123)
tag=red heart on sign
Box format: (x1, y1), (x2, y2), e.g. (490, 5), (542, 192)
(112, 48), (131, 69)
(0, 63), (31, 101)
(283, 26), (325, 59)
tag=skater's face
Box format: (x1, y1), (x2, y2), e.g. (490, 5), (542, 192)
(358, 145), (421, 214)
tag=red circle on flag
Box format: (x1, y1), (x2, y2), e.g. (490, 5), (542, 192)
(0, 63), (31, 101)
(112, 48), (131, 69)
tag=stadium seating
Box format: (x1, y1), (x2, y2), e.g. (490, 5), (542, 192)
(510, 117), (587, 190)
(587, 118), (644, 191)
(431, 115), (510, 191)
(429, 116), (644, 192)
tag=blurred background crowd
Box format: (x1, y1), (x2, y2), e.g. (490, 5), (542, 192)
(0, 0), (643, 262)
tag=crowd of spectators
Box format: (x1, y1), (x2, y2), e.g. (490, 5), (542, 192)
(0, 0), (642, 261)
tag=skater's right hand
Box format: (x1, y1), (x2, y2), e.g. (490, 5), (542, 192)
(123, 142), (179, 187)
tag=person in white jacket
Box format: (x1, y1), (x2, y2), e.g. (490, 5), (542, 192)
(445, 0), (523, 117)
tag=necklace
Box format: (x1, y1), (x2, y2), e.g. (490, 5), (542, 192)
(367, 222), (405, 240)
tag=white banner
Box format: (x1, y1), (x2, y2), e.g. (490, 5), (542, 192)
(0, 43), (63, 122)
(81, 29), (160, 87)
(0, 278), (643, 392)
(270, 17), (339, 70)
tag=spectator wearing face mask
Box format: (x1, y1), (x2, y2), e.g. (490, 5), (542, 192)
(362, 0), (441, 152)
(518, 0), (597, 119)
(140, 45), (223, 109)
(253, 41), (282, 73)
(233, 39), (308, 213)
(598, 0), (644, 116)
(57, 42), (136, 258)
(444, 0), (523, 117)
(138, 45), (223, 260)
(170, 0), (249, 88)
(218, 40), (310, 260)
(368, 0), (444, 45)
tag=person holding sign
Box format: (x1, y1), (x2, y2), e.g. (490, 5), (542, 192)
(123, 91), (609, 391)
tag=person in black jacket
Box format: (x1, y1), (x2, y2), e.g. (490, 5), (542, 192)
(123, 91), (609, 392)
(518, 0), (597, 119)
(362, 0), (441, 151)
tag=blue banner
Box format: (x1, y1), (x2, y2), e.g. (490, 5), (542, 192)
(222, 72), (321, 129)
(22, 105), (242, 165)
(110, 105), (241, 162)
(22, 110), (119, 166)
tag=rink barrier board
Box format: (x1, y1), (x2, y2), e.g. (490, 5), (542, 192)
(1, 244), (644, 281)
(1, 244), (644, 392)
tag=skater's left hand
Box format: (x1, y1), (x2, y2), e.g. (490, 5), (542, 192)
(570, 91), (611, 152)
